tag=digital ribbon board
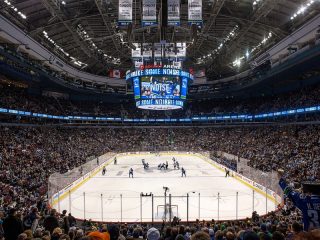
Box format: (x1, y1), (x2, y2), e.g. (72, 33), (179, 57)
(126, 68), (193, 110)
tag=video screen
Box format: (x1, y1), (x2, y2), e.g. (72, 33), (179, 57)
(141, 76), (181, 99)
(181, 77), (188, 99)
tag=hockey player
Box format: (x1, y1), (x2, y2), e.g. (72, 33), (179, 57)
(129, 168), (134, 178)
(172, 157), (176, 164)
(225, 168), (230, 177)
(176, 161), (180, 170)
(165, 161), (168, 170)
(277, 169), (320, 230)
(161, 163), (165, 170)
(181, 167), (186, 177)
(114, 157), (117, 165)
(143, 162), (149, 169)
(102, 166), (106, 176)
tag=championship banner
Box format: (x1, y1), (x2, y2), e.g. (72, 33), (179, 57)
(176, 42), (186, 60)
(132, 43), (142, 60)
(172, 61), (182, 69)
(134, 60), (144, 70)
(142, 43), (153, 60)
(142, 0), (157, 26)
(188, 0), (202, 26)
(118, 0), (133, 26)
(168, 0), (180, 26)
(154, 43), (163, 61)
(164, 43), (176, 60)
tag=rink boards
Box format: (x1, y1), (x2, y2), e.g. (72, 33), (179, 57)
(51, 152), (281, 222)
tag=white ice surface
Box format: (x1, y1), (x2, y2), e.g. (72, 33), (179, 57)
(54, 154), (276, 222)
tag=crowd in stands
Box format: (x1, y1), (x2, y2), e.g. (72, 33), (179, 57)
(1, 206), (320, 240)
(1, 55), (320, 239)
(214, 157), (237, 172)
(0, 125), (320, 240)
(1, 79), (320, 121)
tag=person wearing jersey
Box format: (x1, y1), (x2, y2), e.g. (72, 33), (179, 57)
(181, 167), (186, 177)
(278, 169), (320, 231)
(102, 166), (106, 176)
(129, 168), (134, 178)
(225, 168), (230, 177)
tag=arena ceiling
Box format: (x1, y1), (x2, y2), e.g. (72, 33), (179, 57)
(1, 0), (319, 78)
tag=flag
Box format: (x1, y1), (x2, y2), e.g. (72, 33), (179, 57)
(109, 69), (123, 78)
(194, 69), (205, 77)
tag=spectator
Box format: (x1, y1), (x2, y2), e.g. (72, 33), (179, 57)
(147, 228), (160, 240)
(191, 231), (210, 240)
(108, 224), (120, 240)
(0, 211), (4, 240)
(51, 227), (63, 240)
(68, 213), (77, 228)
(2, 208), (23, 240)
(271, 231), (284, 240)
(43, 209), (59, 234)
(17, 233), (28, 240)
(61, 210), (70, 234)
(243, 231), (259, 240)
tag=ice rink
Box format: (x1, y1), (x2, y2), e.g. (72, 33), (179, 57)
(54, 153), (276, 222)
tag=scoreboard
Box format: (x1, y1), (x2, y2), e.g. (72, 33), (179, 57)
(127, 68), (193, 110)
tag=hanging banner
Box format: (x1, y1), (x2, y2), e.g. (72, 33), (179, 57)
(176, 42), (186, 60)
(118, 0), (133, 26)
(142, 43), (153, 60)
(154, 43), (163, 61)
(142, 0), (157, 26)
(172, 61), (182, 69)
(188, 0), (202, 26)
(132, 43), (142, 60)
(134, 59), (144, 70)
(168, 0), (180, 26)
(165, 43), (176, 60)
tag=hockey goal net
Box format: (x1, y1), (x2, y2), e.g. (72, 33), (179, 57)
(156, 204), (179, 220)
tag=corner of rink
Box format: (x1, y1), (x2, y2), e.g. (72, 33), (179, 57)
(49, 151), (282, 223)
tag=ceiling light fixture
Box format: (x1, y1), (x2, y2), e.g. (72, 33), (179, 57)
(43, 31), (88, 68)
(4, 0), (27, 19)
(197, 25), (239, 64)
(291, 0), (315, 20)
(231, 32), (272, 68)
(253, 0), (262, 6)
(76, 24), (120, 64)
